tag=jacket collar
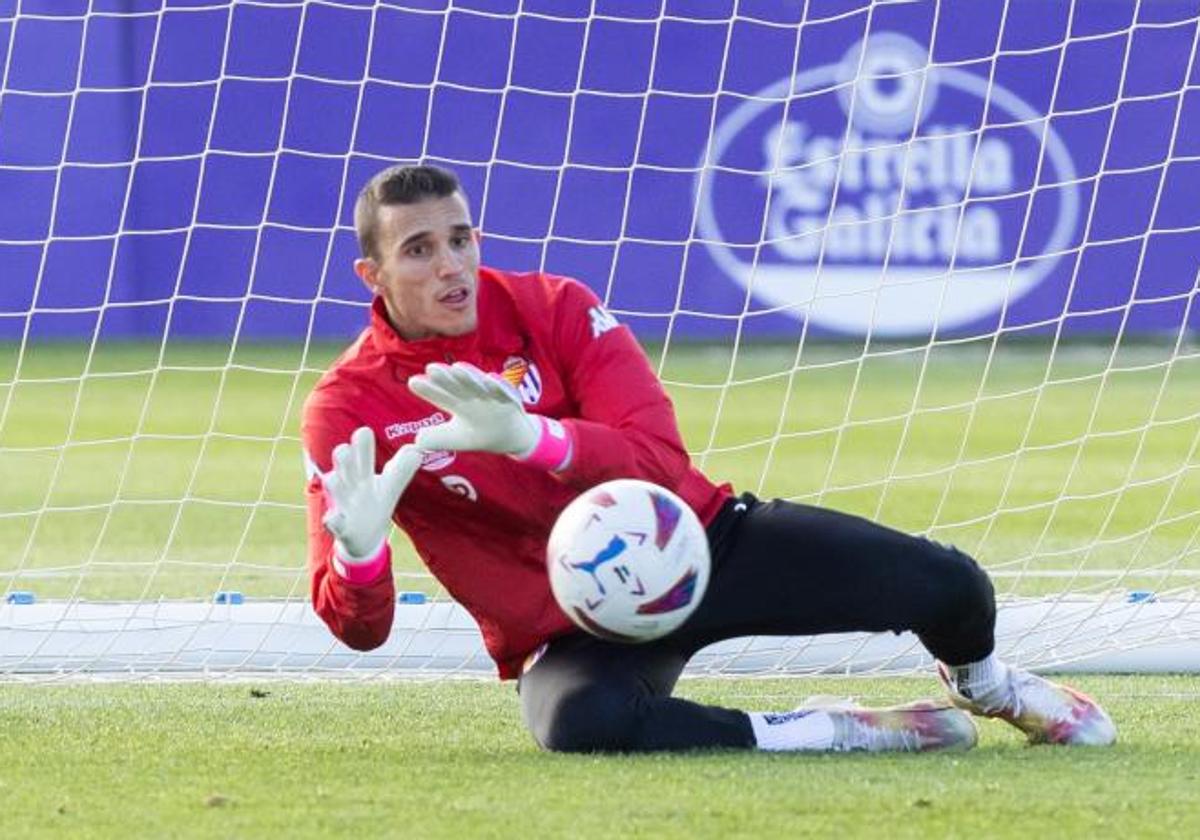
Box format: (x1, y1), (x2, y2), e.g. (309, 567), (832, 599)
(367, 268), (525, 363)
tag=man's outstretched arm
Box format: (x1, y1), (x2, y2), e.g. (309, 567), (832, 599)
(546, 279), (698, 491)
(304, 419), (421, 651)
(407, 278), (699, 493)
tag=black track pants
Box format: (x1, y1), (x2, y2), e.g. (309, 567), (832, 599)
(518, 493), (997, 752)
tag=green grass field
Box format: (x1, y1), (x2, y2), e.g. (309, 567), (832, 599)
(2, 339), (1200, 837)
(2, 676), (1198, 838)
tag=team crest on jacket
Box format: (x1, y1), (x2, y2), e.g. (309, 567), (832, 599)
(501, 356), (542, 405)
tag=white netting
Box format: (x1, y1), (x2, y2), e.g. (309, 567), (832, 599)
(1, 0), (1198, 678)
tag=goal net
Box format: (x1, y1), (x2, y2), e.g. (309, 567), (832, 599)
(2, 0), (1199, 678)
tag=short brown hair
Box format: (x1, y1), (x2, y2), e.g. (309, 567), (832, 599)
(354, 164), (462, 260)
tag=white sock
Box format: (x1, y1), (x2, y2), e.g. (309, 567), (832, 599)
(748, 709), (836, 752)
(946, 652), (1009, 709)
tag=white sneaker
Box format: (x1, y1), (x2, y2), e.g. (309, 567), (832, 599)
(803, 696), (978, 753)
(937, 663), (1116, 746)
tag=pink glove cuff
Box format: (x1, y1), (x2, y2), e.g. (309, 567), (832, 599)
(332, 541), (391, 584)
(518, 415), (573, 472)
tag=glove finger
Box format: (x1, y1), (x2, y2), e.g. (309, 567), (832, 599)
(321, 458), (342, 489)
(426, 363), (481, 399)
(415, 419), (468, 452)
(451, 361), (490, 386)
(422, 362), (456, 389)
(447, 363), (491, 399)
(319, 469), (345, 512)
(322, 508), (347, 538)
(480, 373), (521, 406)
(458, 363), (518, 403)
(331, 441), (358, 484)
(409, 375), (462, 412)
(351, 425), (375, 479)
(380, 444), (422, 506)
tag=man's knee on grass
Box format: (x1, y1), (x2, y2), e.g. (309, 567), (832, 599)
(530, 683), (645, 753)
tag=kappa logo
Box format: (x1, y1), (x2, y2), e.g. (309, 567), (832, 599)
(384, 412), (455, 470)
(384, 412), (447, 441)
(500, 356), (543, 405)
(588, 305), (619, 338)
(696, 33), (1080, 337)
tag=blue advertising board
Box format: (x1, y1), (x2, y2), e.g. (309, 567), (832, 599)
(1, 0), (1197, 342)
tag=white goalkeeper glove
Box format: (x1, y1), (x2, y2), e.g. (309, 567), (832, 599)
(408, 362), (540, 456)
(322, 426), (422, 563)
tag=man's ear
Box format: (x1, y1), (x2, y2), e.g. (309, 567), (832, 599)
(354, 258), (380, 294)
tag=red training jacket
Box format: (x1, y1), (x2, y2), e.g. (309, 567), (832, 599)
(301, 267), (732, 678)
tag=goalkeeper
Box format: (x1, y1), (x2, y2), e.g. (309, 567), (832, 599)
(303, 164), (1115, 753)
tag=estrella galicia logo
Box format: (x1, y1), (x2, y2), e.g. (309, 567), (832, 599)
(696, 34), (1080, 337)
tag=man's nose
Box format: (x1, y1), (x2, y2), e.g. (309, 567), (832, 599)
(436, 246), (464, 276)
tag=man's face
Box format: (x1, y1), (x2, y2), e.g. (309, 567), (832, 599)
(355, 192), (481, 341)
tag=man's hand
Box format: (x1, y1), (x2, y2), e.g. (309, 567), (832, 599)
(408, 362), (539, 456)
(322, 426), (422, 562)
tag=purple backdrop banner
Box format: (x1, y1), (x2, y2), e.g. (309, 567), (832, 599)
(1, 0), (1198, 343)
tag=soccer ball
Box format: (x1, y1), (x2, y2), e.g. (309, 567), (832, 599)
(546, 479), (711, 642)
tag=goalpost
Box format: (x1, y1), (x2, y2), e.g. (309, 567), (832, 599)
(2, 0), (1199, 678)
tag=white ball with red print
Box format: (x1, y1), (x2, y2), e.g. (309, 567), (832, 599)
(547, 479), (711, 643)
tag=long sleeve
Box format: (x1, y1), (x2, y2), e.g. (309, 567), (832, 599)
(548, 280), (695, 492)
(302, 409), (396, 652)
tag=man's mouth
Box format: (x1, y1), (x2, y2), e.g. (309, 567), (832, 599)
(438, 287), (471, 307)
